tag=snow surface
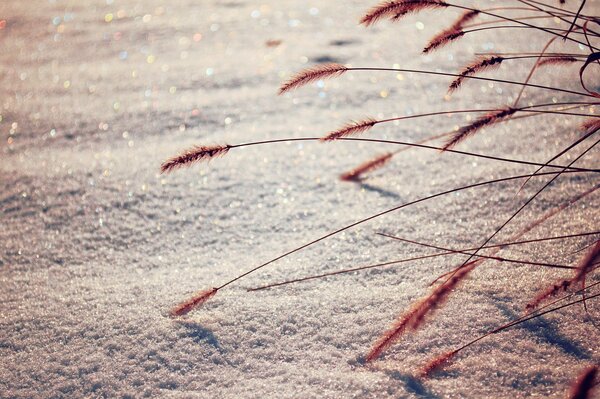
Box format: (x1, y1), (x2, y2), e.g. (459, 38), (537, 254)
(1, 0), (599, 398)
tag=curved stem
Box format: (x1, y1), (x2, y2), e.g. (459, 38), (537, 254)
(227, 137), (599, 173)
(347, 67), (593, 98)
(215, 169), (594, 291)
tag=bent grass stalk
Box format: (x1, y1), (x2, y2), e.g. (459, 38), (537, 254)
(339, 103), (592, 181)
(167, 169), (594, 311)
(247, 231), (599, 291)
(163, 0), (600, 391)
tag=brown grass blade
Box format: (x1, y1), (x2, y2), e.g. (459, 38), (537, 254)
(423, 28), (464, 53)
(170, 287), (218, 317)
(449, 56), (504, 92)
(567, 365), (598, 399)
(321, 118), (377, 141)
(340, 152), (394, 181)
(160, 145), (230, 174)
(366, 260), (479, 362)
(443, 107), (517, 150)
(278, 63), (348, 94)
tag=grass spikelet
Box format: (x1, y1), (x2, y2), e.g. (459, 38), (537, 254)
(279, 63), (348, 94)
(160, 145), (230, 174)
(340, 152), (393, 181)
(537, 56), (579, 67)
(567, 365), (598, 399)
(526, 241), (600, 310)
(366, 260), (479, 362)
(443, 107), (517, 150)
(572, 240), (600, 282)
(360, 1), (406, 26)
(170, 287), (218, 317)
(581, 118), (600, 133)
(420, 350), (457, 377)
(452, 10), (479, 28)
(361, 0), (448, 26)
(423, 28), (464, 53)
(321, 118), (377, 141)
(449, 56), (504, 92)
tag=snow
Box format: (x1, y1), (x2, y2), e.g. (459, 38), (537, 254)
(1, 0), (599, 398)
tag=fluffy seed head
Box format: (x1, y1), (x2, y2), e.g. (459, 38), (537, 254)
(340, 153), (394, 181)
(452, 10), (480, 28)
(161, 145), (230, 174)
(537, 56), (579, 67)
(449, 56), (504, 92)
(366, 260), (479, 362)
(321, 118), (377, 141)
(420, 350), (457, 377)
(279, 63), (348, 94)
(580, 118), (600, 134)
(423, 28), (464, 53)
(443, 107), (517, 150)
(361, 0), (448, 26)
(526, 241), (600, 310)
(171, 287), (218, 317)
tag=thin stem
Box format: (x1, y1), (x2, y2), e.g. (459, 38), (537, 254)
(228, 137), (600, 173)
(215, 169), (594, 291)
(516, 0), (600, 38)
(437, 135), (600, 290)
(563, 0), (587, 40)
(248, 231), (599, 291)
(448, 288), (600, 357)
(348, 67), (593, 98)
(517, 122), (600, 191)
(444, 3), (599, 50)
(464, 15), (592, 29)
(464, 25), (590, 37)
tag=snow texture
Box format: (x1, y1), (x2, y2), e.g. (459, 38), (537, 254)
(1, 0), (599, 398)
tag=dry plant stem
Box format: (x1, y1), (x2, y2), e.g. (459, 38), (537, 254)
(429, 183), (600, 286)
(421, 289), (600, 376)
(375, 232), (581, 270)
(476, 52), (586, 57)
(464, 15), (591, 29)
(340, 104), (590, 181)
(366, 260), (480, 362)
(325, 101), (600, 141)
(463, 25), (591, 37)
(215, 169), (592, 292)
(324, 102), (600, 142)
(173, 170), (594, 313)
(281, 65), (593, 98)
(563, 0), (587, 40)
(527, 241), (600, 309)
(429, 2), (597, 49)
(247, 231), (600, 291)
(513, 37), (557, 108)
(436, 137), (599, 297)
(363, 1), (596, 48)
(517, 123), (600, 191)
(516, 0), (600, 37)
(239, 165), (593, 294)
(165, 137), (600, 173)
